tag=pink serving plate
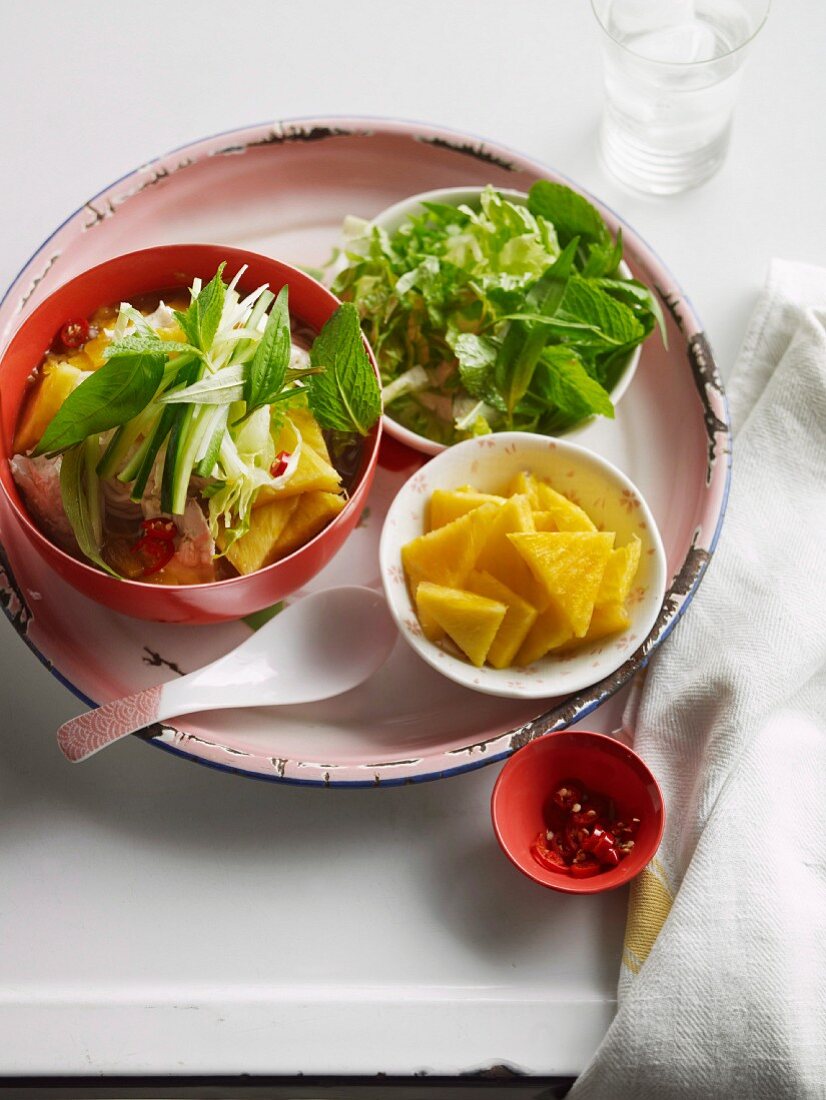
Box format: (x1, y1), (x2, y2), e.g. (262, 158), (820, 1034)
(0, 118), (730, 787)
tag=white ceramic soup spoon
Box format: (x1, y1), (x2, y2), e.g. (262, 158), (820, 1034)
(56, 586), (397, 763)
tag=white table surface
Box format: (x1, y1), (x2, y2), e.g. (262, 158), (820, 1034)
(1, 0), (825, 1082)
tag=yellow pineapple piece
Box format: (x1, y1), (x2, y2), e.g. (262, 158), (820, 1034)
(286, 403), (333, 464)
(255, 441), (341, 505)
(80, 331), (112, 369)
(558, 602), (631, 651)
(402, 502), (499, 590)
(515, 601), (573, 666)
(585, 601), (631, 641)
(271, 490), (346, 559)
(13, 360), (88, 453)
(508, 531), (614, 637)
(415, 582), (506, 667)
(415, 585), (445, 643)
(596, 536), (641, 607)
(532, 510), (558, 532)
(474, 494), (545, 609)
(223, 497), (300, 575)
(506, 470), (540, 507)
(465, 570), (538, 669)
(157, 324), (187, 346)
(428, 488), (506, 531)
(533, 481), (596, 532)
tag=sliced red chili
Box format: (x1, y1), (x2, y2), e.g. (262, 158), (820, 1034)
(60, 318), (91, 349)
(539, 778), (639, 879)
(582, 825), (621, 866)
(570, 807), (599, 829)
(270, 450), (292, 478)
(531, 832), (569, 874)
(564, 821), (590, 855)
(552, 780), (584, 812)
(569, 856), (601, 878)
(613, 818), (640, 840)
(133, 535), (176, 576)
(140, 517), (177, 542)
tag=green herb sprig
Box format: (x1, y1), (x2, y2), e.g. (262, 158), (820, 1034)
(332, 181), (665, 445)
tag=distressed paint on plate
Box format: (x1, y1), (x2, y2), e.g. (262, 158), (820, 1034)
(0, 118), (730, 786)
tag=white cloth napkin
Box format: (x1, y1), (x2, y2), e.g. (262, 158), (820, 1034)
(570, 260), (826, 1099)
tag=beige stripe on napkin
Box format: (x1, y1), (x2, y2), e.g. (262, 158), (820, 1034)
(621, 859), (674, 975)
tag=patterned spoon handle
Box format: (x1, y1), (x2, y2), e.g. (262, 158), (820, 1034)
(57, 685), (164, 763)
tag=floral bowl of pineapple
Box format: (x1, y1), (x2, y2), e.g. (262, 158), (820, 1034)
(0, 244), (382, 623)
(379, 433), (667, 699)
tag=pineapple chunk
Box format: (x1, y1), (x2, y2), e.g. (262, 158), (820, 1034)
(515, 602), (574, 666)
(415, 582), (506, 667)
(80, 330), (112, 369)
(474, 494), (545, 608)
(13, 361), (88, 453)
(509, 531), (614, 637)
(254, 405), (340, 507)
(415, 585), (445, 643)
(596, 536), (641, 607)
(428, 488), (506, 531)
(285, 404), (333, 464)
(533, 481), (596, 532)
(506, 470), (541, 507)
(255, 440), (341, 505)
(271, 490), (346, 559)
(586, 601), (631, 641)
(402, 502), (499, 590)
(157, 324), (187, 346)
(532, 510), (558, 532)
(223, 497), (299, 575)
(559, 602), (631, 651)
(465, 570), (538, 669)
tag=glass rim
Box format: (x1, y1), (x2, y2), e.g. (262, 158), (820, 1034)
(589, 0), (772, 67)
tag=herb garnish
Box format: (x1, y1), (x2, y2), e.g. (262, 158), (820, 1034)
(332, 181), (665, 445)
(308, 302), (383, 435)
(33, 266), (381, 574)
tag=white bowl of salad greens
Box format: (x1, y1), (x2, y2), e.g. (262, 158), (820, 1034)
(332, 183), (664, 455)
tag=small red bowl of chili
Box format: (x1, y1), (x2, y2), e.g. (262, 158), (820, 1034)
(491, 730), (665, 895)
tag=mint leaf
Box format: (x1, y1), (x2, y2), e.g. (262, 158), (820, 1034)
(103, 329), (194, 361)
(35, 344), (167, 456)
(581, 230), (624, 278)
(534, 347), (615, 421)
(593, 277), (668, 344)
(174, 262), (227, 352)
(450, 332), (506, 411)
(558, 276), (644, 347)
(528, 181), (608, 247)
(245, 285), (292, 415)
(307, 303), (381, 435)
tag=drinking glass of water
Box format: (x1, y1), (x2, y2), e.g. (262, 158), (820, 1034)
(592, 0), (771, 194)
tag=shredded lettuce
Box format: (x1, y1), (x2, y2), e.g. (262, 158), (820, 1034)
(333, 182), (664, 445)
